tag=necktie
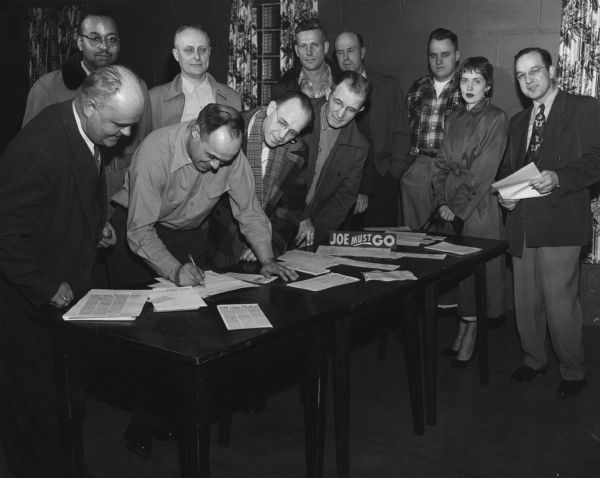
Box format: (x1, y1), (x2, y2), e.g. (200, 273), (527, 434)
(93, 145), (102, 171)
(525, 104), (545, 166)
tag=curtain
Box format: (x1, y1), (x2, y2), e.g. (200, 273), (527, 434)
(280, 0), (318, 74)
(557, 0), (600, 262)
(557, 0), (600, 96)
(27, 6), (81, 88)
(228, 0), (258, 110)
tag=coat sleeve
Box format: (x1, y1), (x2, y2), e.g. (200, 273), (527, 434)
(0, 147), (61, 306)
(388, 79), (412, 179)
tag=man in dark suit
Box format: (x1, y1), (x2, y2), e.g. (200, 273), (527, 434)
(207, 91), (314, 267)
(499, 47), (600, 397)
(334, 30), (410, 226)
(0, 65), (145, 477)
(295, 70), (371, 246)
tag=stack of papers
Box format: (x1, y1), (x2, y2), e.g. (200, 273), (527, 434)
(287, 272), (360, 291)
(492, 162), (549, 199)
(63, 289), (147, 321)
(147, 287), (207, 312)
(425, 241), (481, 255)
(148, 271), (258, 298)
(363, 270), (418, 281)
(217, 304), (272, 330)
(224, 272), (278, 285)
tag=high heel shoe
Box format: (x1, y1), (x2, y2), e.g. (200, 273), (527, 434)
(441, 318), (468, 357)
(450, 320), (477, 368)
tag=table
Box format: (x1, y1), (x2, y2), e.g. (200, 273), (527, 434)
(36, 235), (506, 478)
(34, 284), (342, 478)
(311, 235), (507, 478)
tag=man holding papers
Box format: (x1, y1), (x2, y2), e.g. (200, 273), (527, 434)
(498, 47), (600, 398)
(110, 103), (297, 286)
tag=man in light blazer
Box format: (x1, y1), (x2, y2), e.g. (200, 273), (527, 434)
(149, 24), (241, 129)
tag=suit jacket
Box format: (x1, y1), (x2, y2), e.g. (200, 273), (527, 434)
(0, 100), (106, 358)
(21, 54), (153, 199)
(357, 68), (411, 194)
(305, 99), (369, 243)
(208, 108), (308, 267)
(500, 89), (600, 256)
(149, 73), (242, 129)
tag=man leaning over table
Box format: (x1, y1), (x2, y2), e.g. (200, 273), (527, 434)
(108, 103), (298, 288)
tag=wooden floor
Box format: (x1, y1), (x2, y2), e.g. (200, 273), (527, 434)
(2, 312), (600, 478)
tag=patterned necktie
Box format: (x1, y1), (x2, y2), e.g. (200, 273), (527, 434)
(93, 145), (102, 172)
(525, 104), (545, 166)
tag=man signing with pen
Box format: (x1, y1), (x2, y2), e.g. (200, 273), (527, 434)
(109, 104), (298, 287)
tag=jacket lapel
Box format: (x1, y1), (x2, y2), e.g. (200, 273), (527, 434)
(539, 89), (565, 169)
(61, 102), (106, 243)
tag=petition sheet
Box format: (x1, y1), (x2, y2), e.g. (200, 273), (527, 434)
(217, 304), (272, 330)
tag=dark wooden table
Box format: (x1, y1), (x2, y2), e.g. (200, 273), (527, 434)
(36, 235), (506, 478)
(34, 283), (342, 478)
(309, 235), (508, 478)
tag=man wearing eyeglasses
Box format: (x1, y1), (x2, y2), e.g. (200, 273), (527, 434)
(149, 25), (241, 129)
(108, 104), (298, 288)
(498, 47), (600, 398)
(295, 70), (371, 246)
(22, 11), (152, 201)
(207, 91), (314, 267)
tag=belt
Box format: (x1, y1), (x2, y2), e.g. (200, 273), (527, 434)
(418, 149), (438, 157)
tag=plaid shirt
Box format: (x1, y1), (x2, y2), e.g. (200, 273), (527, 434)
(406, 74), (462, 157)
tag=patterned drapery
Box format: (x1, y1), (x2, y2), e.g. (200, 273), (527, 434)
(280, 0), (318, 74)
(228, 0), (258, 110)
(557, 0), (600, 97)
(27, 6), (81, 88)
(557, 0), (600, 262)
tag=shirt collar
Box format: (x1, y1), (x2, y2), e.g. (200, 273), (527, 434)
(533, 85), (559, 115)
(171, 121), (197, 173)
(72, 100), (95, 155)
(181, 74), (210, 95)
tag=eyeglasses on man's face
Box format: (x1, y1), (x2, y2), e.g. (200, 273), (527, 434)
(274, 109), (299, 143)
(515, 65), (547, 83)
(79, 33), (120, 49)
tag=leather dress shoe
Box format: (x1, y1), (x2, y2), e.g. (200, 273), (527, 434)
(123, 422), (152, 458)
(510, 364), (546, 383)
(556, 378), (587, 398)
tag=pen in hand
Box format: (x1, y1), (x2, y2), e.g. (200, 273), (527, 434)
(188, 254), (205, 287)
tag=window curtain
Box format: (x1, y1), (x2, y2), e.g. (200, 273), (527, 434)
(27, 6), (81, 88)
(557, 0), (600, 261)
(280, 0), (318, 74)
(228, 0), (258, 110)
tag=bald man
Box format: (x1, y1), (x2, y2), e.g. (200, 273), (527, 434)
(150, 24), (241, 129)
(0, 65), (145, 478)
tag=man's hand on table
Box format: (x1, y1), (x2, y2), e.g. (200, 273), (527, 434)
(260, 259), (298, 282)
(50, 281), (74, 308)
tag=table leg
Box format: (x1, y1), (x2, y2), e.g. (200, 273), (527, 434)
(423, 284), (437, 426)
(304, 324), (329, 478)
(401, 294), (425, 435)
(333, 316), (351, 478)
(474, 263), (489, 385)
(53, 329), (85, 478)
(181, 376), (211, 478)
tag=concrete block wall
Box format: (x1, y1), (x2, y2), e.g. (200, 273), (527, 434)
(320, 0), (563, 117)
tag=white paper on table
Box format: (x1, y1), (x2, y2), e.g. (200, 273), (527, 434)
(148, 287), (207, 312)
(217, 304), (272, 330)
(224, 272), (277, 285)
(317, 245), (393, 259)
(199, 270), (258, 297)
(363, 270), (418, 281)
(149, 277), (177, 288)
(62, 289), (147, 321)
(277, 249), (340, 275)
(492, 162), (550, 200)
(334, 256), (400, 271)
(425, 241), (481, 255)
(287, 272), (360, 291)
